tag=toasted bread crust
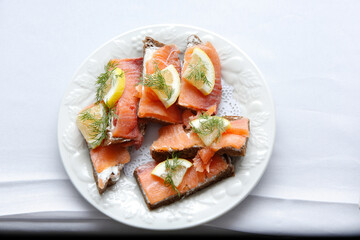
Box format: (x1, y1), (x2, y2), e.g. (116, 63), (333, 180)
(134, 155), (234, 210)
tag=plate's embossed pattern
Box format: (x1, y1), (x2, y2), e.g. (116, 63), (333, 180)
(58, 25), (275, 230)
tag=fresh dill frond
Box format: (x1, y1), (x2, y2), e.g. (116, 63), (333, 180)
(78, 103), (120, 148)
(78, 108), (108, 148)
(163, 154), (181, 197)
(139, 62), (174, 100)
(186, 58), (211, 87)
(95, 61), (119, 102)
(190, 113), (226, 142)
(107, 106), (119, 121)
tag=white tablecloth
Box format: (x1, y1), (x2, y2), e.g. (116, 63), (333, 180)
(1, 0), (359, 236)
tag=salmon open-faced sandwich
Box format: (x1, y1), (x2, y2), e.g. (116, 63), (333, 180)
(150, 113), (250, 164)
(134, 154), (234, 210)
(136, 37), (183, 125)
(103, 58), (146, 149)
(76, 57), (147, 194)
(178, 35), (222, 114)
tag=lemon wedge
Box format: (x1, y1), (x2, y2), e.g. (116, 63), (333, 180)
(76, 102), (107, 149)
(151, 158), (192, 187)
(103, 68), (126, 108)
(190, 116), (231, 146)
(150, 64), (180, 108)
(183, 48), (215, 95)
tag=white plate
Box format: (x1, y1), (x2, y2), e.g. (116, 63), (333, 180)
(57, 24), (276, 230)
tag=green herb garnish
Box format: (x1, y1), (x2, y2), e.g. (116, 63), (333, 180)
(163, 154), (181, 197)
(190, 113), (226, 142)
(185, 58), (211, 87)
(139, 62), (174, 100)
(78, 104), (119, 148)
(78, 107), (108, 148)
(96, 61), (119, 103)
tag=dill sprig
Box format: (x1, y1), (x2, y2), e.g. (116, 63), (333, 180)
(186, 58), (211, 87)
(78, 104), (119, 148)
(96, 61), (119, 103)
(190, 113), (226, 142)
(78, 107), (108, 148)
(108, 107), (119, 121)
(139, 62), (174, 100)
(164, 154), (181, 197)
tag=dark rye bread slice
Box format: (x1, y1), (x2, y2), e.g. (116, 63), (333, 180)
(89, 152), (124, 195)
(90, 159), (120, 195)
(138, 36), (180, 125)
(134, 154), (234, 210)
(88, 144), (131, 194)
(150, 116), (250, 162)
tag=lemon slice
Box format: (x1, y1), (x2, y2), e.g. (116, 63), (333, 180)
(151, 64), (180, 108)
(190, 116), (231, 146)
(183, 48), (215, 95)
(76, 102), (107, 149)
(103, 68), (126, 108)
(151, 158), (192, 187)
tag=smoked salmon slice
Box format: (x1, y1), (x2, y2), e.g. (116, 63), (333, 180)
(137, 37), (183, 124)
(89, 144), (130, 194)
(178, 35), (222, 114)
(150, 124), (204, 161)
(225, 117), (250, 136)
(193, 133), (247, 172)
(104, 58), (146, 149)
(134, 154), (234, 210)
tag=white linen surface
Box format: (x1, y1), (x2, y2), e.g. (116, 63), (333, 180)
(0, 0), (359, 236)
